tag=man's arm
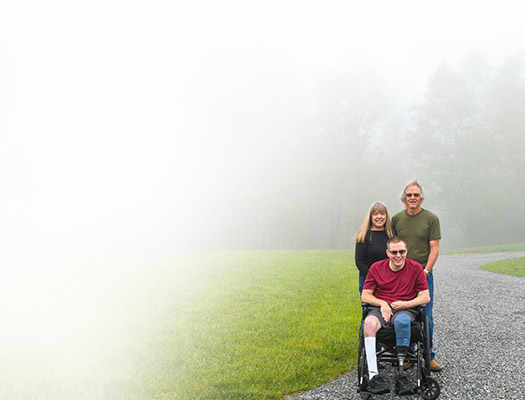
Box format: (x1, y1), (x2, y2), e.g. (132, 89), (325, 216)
(362, 289), (393, 322)
(425, 239), (440, 273)
(391, 289), (430, 310)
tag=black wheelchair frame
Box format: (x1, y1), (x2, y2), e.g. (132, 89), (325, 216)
(356, 305), (440, 399)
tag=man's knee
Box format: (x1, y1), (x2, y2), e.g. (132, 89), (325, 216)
(363, 315), (381, 337)
(393, 313), (411, 330)
(393, 313), (412, 348)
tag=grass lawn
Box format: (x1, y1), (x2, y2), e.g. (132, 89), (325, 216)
(446, 242), (525, 254)
(137, 250), (362, 400)
(481, 256), (525, 276)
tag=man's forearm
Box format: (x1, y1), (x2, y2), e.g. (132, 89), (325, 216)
(361, 292), (389, 308)
(426, 246), (439, 273)
(407, 290), (430, 308)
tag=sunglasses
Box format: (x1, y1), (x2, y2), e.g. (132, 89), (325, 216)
(406, 193), (420, 198)
(389, 249), (407, 255)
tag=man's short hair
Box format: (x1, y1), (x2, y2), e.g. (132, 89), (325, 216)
(400, 179), (425, 203)
(387, 236), (407, 249)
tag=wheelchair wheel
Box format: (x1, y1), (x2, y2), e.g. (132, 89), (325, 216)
(357, 331), (368, 392)
(420, 377), (440, 400)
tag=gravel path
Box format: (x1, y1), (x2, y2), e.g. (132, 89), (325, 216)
(286, 252), (525, 400)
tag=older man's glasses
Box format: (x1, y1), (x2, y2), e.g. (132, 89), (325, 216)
(406, 193), (420, 198)
(389, 249), (407, 255)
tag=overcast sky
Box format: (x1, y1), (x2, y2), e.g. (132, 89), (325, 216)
(1, 1), (525, 395)
(2, 1), (525, 256)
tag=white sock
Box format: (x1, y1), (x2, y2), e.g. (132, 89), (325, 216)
(365, 337), (378, 379)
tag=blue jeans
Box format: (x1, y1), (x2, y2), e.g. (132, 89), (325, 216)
(424, 272), (435, 360)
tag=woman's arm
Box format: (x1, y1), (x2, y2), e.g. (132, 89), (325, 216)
(355, 241), (369, 275)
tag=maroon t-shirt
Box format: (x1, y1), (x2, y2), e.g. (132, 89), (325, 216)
(362, 258), (428, 304)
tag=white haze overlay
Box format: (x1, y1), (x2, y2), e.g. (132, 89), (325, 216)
(1, 1), (525, 398)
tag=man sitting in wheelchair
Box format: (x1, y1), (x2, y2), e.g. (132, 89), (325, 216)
(361, 236), (430, 395)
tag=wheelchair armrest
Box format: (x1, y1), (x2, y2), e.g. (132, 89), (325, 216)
(360, 302), (371, 319)
(414, 305), (427, 321)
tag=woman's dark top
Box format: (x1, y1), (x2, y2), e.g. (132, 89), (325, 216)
(355, 230), (388, 278)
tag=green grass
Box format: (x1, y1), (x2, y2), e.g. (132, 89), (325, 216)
(445, 242), (525, 254)
(132, 243), (525, 399)
(481, 256), (525, 276)
(137, 250), (362, 400)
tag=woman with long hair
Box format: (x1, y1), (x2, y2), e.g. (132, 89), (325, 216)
(355, 201), (393, 293)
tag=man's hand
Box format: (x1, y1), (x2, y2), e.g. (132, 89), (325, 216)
(380, 303), (392, 322)
(391, 300), (409, 310)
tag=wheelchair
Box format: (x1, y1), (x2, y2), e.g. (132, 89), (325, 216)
(356, 305), (440, 399)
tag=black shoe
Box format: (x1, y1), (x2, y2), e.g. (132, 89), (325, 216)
(396, 375), (414, 395)
(367, 374), (390, 394)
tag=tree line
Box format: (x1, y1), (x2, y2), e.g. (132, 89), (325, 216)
(192, 52), (525, 250)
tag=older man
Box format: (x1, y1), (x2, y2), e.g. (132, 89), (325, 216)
(361, 237), (429, 394)
(392, 180), (442, 371)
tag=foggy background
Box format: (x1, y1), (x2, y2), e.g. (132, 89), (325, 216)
(2, 1), (525, 398)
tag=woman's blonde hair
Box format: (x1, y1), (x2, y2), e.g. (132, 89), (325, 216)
(355, 201), (394, 243)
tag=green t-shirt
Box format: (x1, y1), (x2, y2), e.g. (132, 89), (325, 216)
(391, 209), (441, 267)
